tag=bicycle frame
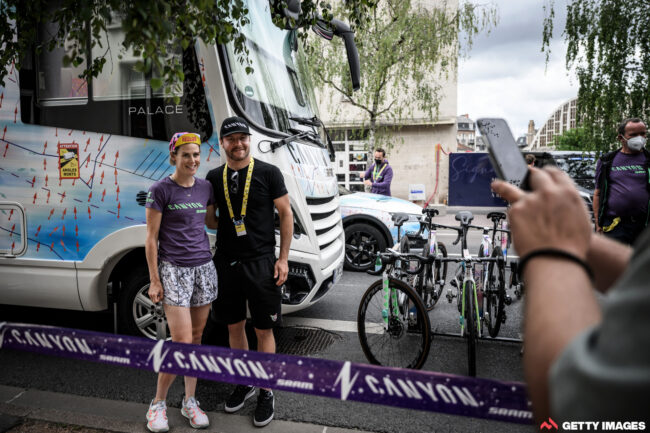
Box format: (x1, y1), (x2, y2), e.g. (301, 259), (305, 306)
(381, 269), (401, 330)
(456, 249), (481, 337)
(481, 230), (491, 257)
(499, 220), (509, 260)
(428, 226), (438, 255)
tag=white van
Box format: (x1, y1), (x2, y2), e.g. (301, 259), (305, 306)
(0, 2), (358, 339)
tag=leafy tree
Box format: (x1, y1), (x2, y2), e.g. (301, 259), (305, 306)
(551, 126), (592, 151)
(543, 1), (650, 154)
(0, 0), (377, 96)
(307, 0), (496, 153)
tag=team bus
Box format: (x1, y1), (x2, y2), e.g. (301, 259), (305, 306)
(0, 1), (359, 339)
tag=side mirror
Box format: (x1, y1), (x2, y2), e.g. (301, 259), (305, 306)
(311, 18), (360, 91)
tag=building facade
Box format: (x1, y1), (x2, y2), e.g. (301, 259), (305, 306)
(457, 114), (476, 150)
(320, 0), (460, 204)
(527, 97), (577, 150)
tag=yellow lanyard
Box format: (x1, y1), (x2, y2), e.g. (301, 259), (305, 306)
(373, 162), (386, 181)
(223, 157), (254, 221)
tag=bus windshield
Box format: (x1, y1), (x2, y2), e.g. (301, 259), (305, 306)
(225, 1), (319, 135)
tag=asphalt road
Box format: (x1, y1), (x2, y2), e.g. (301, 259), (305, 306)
(0, 214), (534, 432)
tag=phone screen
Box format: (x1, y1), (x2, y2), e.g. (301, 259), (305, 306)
(477, 118), (529, 190)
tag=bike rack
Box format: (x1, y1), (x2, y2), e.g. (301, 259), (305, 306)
(432, 330), (523, 344)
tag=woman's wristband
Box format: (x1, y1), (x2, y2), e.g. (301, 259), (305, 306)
(517, 248), (594, 282)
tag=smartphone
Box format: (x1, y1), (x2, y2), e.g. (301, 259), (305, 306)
(477, 118), (530, 190)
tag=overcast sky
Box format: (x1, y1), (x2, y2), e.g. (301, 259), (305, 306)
(458, 0), (576, 139)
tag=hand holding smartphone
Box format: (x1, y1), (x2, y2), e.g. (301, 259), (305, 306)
(477, 118), (530, 191)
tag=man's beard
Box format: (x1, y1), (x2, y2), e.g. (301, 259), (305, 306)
(226, 147), (250, 161)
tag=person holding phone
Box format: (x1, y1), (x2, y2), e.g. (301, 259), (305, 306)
(144, 132), (218, 432)
(492, 166), (650, 423)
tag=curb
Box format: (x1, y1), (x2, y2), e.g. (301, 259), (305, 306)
(0, 385), (372, 433)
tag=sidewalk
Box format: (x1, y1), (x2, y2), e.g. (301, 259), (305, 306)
(0, 385), (372, 433)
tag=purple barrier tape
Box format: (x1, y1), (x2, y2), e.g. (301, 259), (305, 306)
(0, 322), (533, 424)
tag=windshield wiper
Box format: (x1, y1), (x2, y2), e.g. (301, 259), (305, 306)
(289, 116), (321, 127)
(288, 116), (335, 162)
(269, 130), (311, 152)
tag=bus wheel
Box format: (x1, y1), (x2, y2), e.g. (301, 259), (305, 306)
(118, 267), (169, 340)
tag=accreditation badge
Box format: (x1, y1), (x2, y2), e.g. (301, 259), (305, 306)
(233, 219), (247, 237)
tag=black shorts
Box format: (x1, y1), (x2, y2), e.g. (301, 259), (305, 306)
(212, 255), (282, 329)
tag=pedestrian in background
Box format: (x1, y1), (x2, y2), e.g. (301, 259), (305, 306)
(492, 166), (650, 423)
(144, 132), (218, 432)
(593, 118), (650, 245)
(361, 148), (393, 196)
(525, 153), (536, 167)
(206, 117), (293, 427)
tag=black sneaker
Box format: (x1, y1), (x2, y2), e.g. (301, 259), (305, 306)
(253, 389), (274, 427)
(224, 385), (256, 413)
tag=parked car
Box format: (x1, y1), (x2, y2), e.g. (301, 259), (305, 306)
(338, 185), (424, 271)
(524, 151), (595, 217)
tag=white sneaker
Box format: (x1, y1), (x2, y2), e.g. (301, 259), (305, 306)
(182, 396), (210, 429)
(146, 400), (169, 433)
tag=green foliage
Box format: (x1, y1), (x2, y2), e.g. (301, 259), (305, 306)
(0, 0), (378, 101)
(306, 0), (496, 152)
(551, 126), (592, 151)
(543, 1), (650, 153)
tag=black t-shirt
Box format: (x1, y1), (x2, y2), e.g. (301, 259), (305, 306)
(206, 159), (288, 261)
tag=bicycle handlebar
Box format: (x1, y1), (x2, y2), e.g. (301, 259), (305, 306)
(365, 247), (504, 276)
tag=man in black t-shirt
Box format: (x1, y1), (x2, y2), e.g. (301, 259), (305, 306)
(206, 116), (293, 427)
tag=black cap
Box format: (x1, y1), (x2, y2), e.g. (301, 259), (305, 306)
(220, 116), (251, 138)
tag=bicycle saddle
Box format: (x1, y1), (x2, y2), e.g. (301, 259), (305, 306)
(487, 211), (506, 222)
(422, 207), (439, 218)
(455, 211), (474, 225)
(391, 213), (410, 227)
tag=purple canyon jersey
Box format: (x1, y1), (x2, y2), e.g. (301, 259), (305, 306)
(595, 151), (650, 217)
(146, 176), (214, 266)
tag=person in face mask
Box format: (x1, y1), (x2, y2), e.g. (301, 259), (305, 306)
(593, 118), (650, 245)
(361, 148), (393, 196)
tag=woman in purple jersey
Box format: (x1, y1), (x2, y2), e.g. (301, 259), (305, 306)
(144, 132), (218, 432)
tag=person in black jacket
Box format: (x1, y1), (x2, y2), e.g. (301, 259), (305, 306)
(593, 118), (650, 245)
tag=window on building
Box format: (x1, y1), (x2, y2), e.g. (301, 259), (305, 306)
(331, 128), (370, 190)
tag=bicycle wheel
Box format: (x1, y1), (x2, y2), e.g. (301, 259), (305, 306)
(416, 241), (435, 311)
(464, 280), (477, 377)
(358, 278), (431, 369)
(435, 242), (448, 283)
(417, 241), (448, 311)
(485, 248), (506, 338)
(509, 260), (525, 299)
(476, 245), (486, 332)
(398, 235), (410, 253)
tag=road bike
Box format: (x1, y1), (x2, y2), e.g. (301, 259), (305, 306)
(394, 208), (450, 311)
(411, 208), (449, 311)
(476, 212), (512, 338)
(357, 249), (432, 369)
(443, 211), (504, 376)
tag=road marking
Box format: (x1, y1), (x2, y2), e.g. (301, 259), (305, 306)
(283, 316), (383, 334)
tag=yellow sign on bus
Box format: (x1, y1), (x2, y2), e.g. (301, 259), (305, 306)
(58, 142), (80, 180)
